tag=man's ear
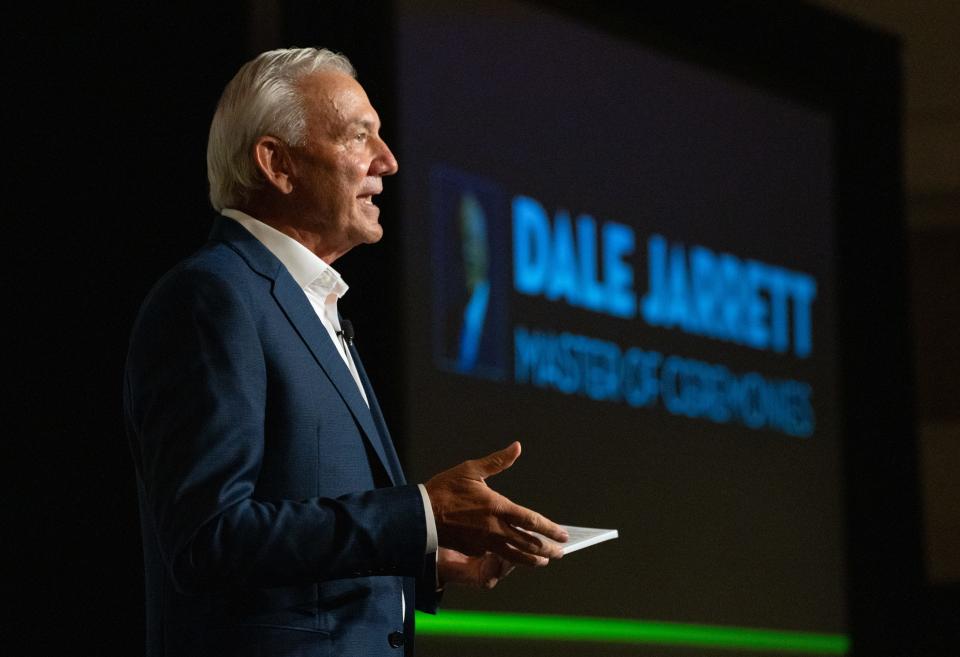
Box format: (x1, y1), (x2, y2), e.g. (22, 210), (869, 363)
(253, 136), (295, 194)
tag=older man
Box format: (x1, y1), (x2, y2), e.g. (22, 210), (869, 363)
(123, 48), (567, 657)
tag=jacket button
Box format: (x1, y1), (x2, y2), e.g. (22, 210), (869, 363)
(388, 631), (405, 648)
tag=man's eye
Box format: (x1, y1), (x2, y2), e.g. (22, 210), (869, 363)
(354, 132), (367, 142)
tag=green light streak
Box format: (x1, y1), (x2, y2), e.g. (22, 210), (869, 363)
(416, 610), (849, 654)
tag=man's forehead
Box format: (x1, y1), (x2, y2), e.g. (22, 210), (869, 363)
(299, 70), (378, 125)
(299, 70), (367, 105)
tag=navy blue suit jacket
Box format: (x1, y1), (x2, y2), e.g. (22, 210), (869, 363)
(124, 217), (438, 656)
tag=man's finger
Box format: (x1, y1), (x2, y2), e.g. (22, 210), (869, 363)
(500, 521), (564, 560)
(471, 441), (522, 479)
(500, 502), (569, 544)
(477, 553), (513, 590)
(485, 553), (516, 580)
(488, 540), (550, 568)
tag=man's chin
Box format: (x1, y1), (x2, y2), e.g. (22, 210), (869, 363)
(366, 224), (384, 243)
(354, 206), (384, 243)
(355, 223), (384, 245)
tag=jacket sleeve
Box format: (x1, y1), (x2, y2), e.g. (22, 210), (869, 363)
(414, 552), (442, 614)
(124, 265), (428, 595)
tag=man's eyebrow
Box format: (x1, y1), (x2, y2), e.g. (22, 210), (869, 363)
(349, 118), (378, 131)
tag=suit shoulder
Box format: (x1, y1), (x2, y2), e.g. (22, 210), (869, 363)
(163, 239), (265, 291)
(177, 239), (263, 283)
(133, 241), (269, 327)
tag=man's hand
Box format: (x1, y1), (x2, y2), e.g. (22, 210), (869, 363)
(438, 547), (516, 590)
(424, 441), (568, 566)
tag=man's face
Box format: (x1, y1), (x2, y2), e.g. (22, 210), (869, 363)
(287, 70), (398, 260)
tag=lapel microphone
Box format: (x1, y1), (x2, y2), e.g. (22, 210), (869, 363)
(337, 319), (355, 346)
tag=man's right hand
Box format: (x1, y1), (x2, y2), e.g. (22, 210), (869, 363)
(424, 441), (568, 566)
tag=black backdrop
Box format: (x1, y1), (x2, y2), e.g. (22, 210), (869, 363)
(11, 1), (952, 655)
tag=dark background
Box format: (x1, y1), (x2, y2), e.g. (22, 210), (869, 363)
(397, 0), (844, 643)
(10, 1), (955, 655)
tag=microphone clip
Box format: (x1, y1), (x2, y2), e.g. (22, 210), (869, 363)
(337, 319), (355, 346)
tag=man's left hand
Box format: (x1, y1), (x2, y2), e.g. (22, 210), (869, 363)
(437, 547), (516, 590)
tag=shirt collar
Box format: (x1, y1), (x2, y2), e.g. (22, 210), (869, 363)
(221, 208), (349, 300)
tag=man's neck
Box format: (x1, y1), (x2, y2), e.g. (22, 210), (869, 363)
(237, 202), (347, 264)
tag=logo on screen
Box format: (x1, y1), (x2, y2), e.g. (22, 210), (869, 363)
(430, 166), (510, 380)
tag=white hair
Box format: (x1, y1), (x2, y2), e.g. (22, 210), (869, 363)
(206, 47), (356, 211)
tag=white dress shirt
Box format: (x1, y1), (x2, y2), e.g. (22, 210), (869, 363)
(221, 210), (438, 609)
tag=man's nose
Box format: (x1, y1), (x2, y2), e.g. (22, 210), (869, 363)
(371, 136), (399, 176)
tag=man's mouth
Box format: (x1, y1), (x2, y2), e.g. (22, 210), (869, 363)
(357, 189), (381, 206)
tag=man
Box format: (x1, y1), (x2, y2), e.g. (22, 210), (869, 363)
(124, 47), (567, 657)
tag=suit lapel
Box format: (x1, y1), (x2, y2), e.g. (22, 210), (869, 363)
(350, 342), (406, 486)
(210, 216), (397, 485)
